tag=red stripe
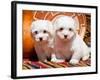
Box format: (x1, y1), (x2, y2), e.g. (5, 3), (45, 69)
(57, 62), (72, 67)
(32, 61), (49, 68)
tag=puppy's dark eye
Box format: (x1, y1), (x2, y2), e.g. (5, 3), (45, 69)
(34, 31), (38, 34)
(59, 27), (64, 31)
(43, 30), (47, 33)
(69, 28), (72, 31)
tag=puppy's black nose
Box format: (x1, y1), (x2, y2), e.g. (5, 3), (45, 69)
(39, 37), (43, 41)
(64, 35), (67, 38)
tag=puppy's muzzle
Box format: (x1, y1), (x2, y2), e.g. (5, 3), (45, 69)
(39, 37), (43, 41)
(64, 35), (68, 39)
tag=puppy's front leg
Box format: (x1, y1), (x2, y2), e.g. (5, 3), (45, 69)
(51, 54), (64, 62)
(69, 51), (81, 65)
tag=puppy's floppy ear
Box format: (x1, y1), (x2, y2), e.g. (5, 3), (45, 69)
(46, 20), (55, 37)
(52, 15), (75, 32)
(52, 15), (65, 31)
(46, 20), (55, 48)
(71, 15), (79, 31)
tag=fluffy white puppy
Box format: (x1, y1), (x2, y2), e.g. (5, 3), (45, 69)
(31, 20), (54, 62)
(52, 15), (90, 65)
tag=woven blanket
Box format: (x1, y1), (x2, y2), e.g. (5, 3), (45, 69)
(23, 59), (90, 70)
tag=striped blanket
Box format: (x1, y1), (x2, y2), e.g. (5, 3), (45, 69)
(23, 59), (90, 70)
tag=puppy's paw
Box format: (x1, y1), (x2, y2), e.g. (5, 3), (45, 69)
(51, 54), (64, 62)
(82, 55), (89, 61)
(69, 59), (79, 65)
(44, 59), (47, 62)
(51, 58), (64, 62)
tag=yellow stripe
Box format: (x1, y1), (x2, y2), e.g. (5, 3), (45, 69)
(79, 61), (88, 66)
(38, 61), (52, 68)
(23, 64), (32, 69)
(45, 61), (62, 68)
(22, 66), (28, 70)
(50, 62), (66, 68)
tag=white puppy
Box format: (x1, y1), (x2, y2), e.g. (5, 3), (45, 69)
(31, 20), (54, 62)
(52, 16), (90, 65)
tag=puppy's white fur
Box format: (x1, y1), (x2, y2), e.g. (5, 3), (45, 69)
(52, 16), (90, 64)
(31, 20), (54, 62)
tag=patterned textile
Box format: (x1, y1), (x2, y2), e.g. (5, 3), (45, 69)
(23, 59), (91, 70)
